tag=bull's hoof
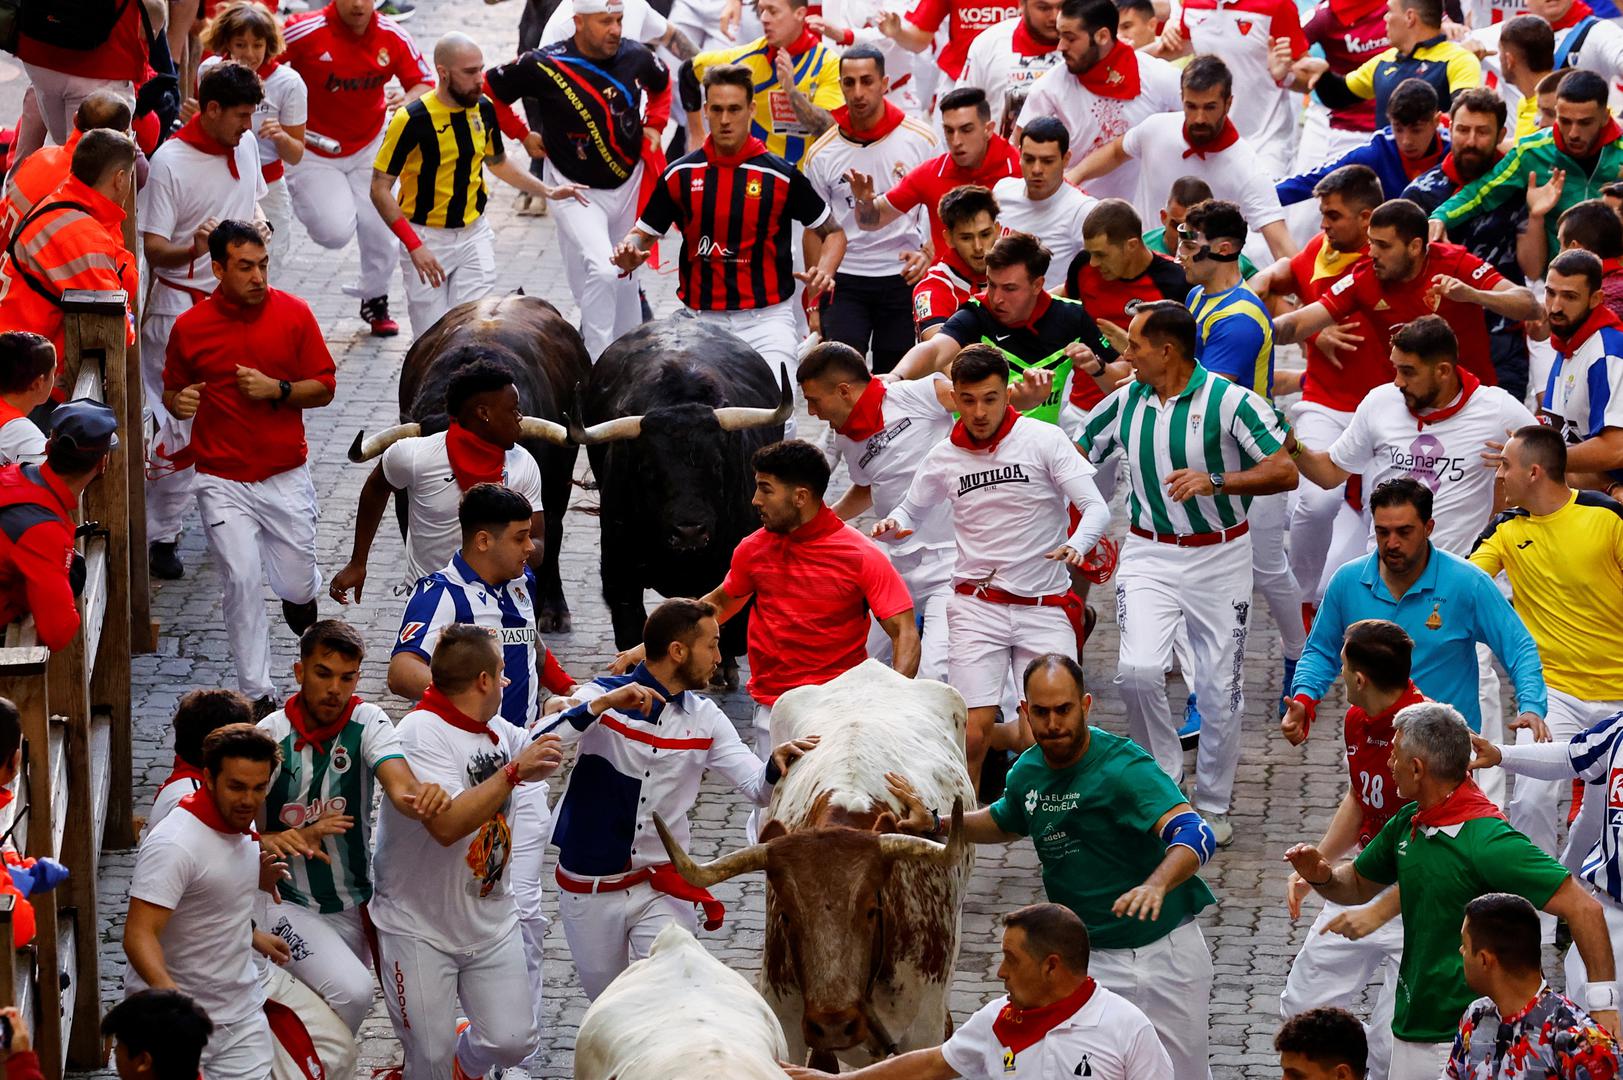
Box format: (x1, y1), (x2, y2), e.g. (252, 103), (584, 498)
(537, 605), (573, 635)
(710, 659), (740, 693)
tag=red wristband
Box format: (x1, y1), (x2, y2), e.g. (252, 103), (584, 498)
(389, 216), (424, 253)
(503, 761), (522, 787)
(840, 27), (855, 45)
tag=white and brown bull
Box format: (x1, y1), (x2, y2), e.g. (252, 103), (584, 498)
(656, 660), (975, 1072)
(573, 923), (788, 1080)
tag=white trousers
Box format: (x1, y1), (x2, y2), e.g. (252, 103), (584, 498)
(1288, 403), (1355, 606)
(1115, 533), (1252, 813)
(202, 1011), (277, 1080)
(1089, 920), (1213, 1080)
(266, 904), (373, 1034)
(1564, 888), (1623, 1010)
(1279, 899), (1403, 1080)
(544, 160), (644, 360)
(286, 133), (396, 301)
(141, 308), (198, 547)
(1386, 1037), (1452, 1080)
(506, 779), (553, 1069)
(947, 591), (1076, 709)
(400, 217), (498, 340)
(692, 301), (802, 434)
(558, 879), (698, 1000)
(20, 63), (133, 148)
(1509, 689), (1623, 866)
(377, 923), (537, 1080)
(194, 466), (323, 700)
(1250, 490), (1305, 664)
(868, 545), (952, 682)
(263, 959), (359, 1080)
(263, 178), (293, 279)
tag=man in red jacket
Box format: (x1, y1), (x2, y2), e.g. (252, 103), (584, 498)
(0, 91), (132, 251)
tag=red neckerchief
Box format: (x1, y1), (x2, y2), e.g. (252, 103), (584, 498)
(1554, 114), (1623, 157)
(1552, 300), (1623, 355)
(445, 422), (507, 492)
(1330, 0), (1387, 24)
(1402, 135), (1445, 180)
(179, 786), (256, 836)
(1077, 40), (1141, 100)
(1411, 777), (1506, 839)
(0, 789), (12, 812)
(836, 378), (888, 440)
(285, 693), (363, 752)
(950, 405), (1020, 451)
(1552, 0), (1593, 30)
(1439, 147), (1502, 188)
(256, 56), (280, 79)
(765, 27), (820, 64)
(173, 116), (240, 179)
(159, 755), (206, 792)
(0, 399), (25, 429)
(943, 247), (986, 289)
(832, 101), (907, 144)
(1410, 367), (1480, 430)
(1010, 18), (1055, 56)
(787, 503), (844, 542)
(703, 135), (769, 167)
(1182, 118), (1239, 159)
(1346, 682), (1425, 742)
(649, 863), (726, 930)
(1007, 290), (1053, 331)
(992, 978), (1098, 1057)
(417, 684), (498, 744)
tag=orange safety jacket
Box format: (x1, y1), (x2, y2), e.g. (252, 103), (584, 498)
(0, 128), (81, 252)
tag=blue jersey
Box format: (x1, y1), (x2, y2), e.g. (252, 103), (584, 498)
(1567, 710), (1623, 903)
(1187, 283), (1275, 399)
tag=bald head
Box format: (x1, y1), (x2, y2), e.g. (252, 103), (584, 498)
(74, 90), (133, 135)
(434, 33), (486, 108)
(434, 31), (481, 67)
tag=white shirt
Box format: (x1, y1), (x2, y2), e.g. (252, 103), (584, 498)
(803, 116), (937, 277)
(1015, 53), (1182, 204)
(125, 802), (264, 1024)
(821, 0), (925, 114)
(0, 416), (45, 466)
(379, 431), (546, 587)
(890, 414), (1109, 596)
(939, 984), (1174, 1080)
(991, 176), (1096, 273)
(1328, 382), (1536, 556)
(139, 136), (264, 316)
(146, 776), (198, 835)
(370, 707), (534, 951)
(1542, 320), (1623, 449)
(837, 375), (955, 557)
(1120, 111), (1286, 236)
(1176, 0), (1303, 174)
(956, 17), (1063, 132)
(1563, 17), (1623, 108)
(541, 0), (669, 46)
(200, 56), (309, 183)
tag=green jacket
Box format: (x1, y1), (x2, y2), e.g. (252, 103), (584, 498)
(1430, 125), (1623, 255)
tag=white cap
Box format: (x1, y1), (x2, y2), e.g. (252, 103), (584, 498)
(574, 0), (625, 14)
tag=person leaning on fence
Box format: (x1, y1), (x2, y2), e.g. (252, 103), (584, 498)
(0, 399), (119, 651)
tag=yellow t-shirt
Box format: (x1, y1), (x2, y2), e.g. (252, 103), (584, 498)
(1515, 94), (1540, 142)
(690, 36), (843, 168)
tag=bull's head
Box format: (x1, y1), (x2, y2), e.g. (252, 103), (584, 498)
(346, 416), (572, 462)
(654, 801), (965, 1055)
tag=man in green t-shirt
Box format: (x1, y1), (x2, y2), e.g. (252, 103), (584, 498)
(889, 652), (1218, 1080)
(1285, 701), (1616, 1080)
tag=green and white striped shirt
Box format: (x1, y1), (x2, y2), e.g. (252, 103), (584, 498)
(260, 701), (404, 913)
(1077, 364), (1286, 536)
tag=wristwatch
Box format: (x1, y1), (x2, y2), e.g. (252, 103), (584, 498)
(278, 379), (292, 402)
(1209, 472), (1226, 491)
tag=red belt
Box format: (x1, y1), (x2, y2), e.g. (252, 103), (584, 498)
(953, 583), (1091, 654)
(158, 277), (212, 306)
(555, 863), (725, 930)
(1128, 521), (1249, 547)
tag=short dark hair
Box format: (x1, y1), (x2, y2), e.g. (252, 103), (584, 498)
(1368, 477), (1434, 522)
(299, 618), (366, 662)
(1182, 55), (1232, 98)
(1020, 116), (1070, 158)
(173, 689), (252, 767)
(1464, 893), (1542, 975)
(939, 86), (991, 122)
(939, 184), (999, 231)
(197, 59), (264, 110)
(459, 483), (533, 544)
(1061, 0), (1119, 33)
(1083, 198), (1143, 244)
(1558, 200), (1623, 259)
(1450, 86), (1509, 132)
(445, 359), (517, 419)
(950, 343), (1010, 386)
(1386, 77), (1439, 126)
(644, 597), (719, 660)
(839, 43), (886, 74)
(1004, 904), (1090, 973)
(1509, 422), (1567, 481)
(0, 698), (19, 765)
(1499, 15), (1554, 72)
(1549, 247), (1604, 292)
(1136, 300), (1198, 361)
(1368, 198), (1431, 248)
(752, 439), (831, 498)
(1112, 0), (1153, 19)
(102, 991), (215, 1080)
(207, 219), (265, 264)
(1312, 163), (1384, 213)
(985, 231), (1052, 279)
(0, 332), (55, 395)
(1275, 1008), (1368, 1079)
(1168, 176), (1214, 209)
(702, 63), (755, 99)
(1538, 68), (1568, 97)
(201, 722), (280, 775)
(1391, 314), (1457, 367)
(69, 128), (136, 188)
(796, 340), (871, 386)
(1559, 69), (1611, 108)
(429, 623), (503, 695)
(1343, 620), (1413, 692)
(1182, 199), (1247, 248)
(1022, 652), (1086, 696)
(1398, 0), (1443, 27)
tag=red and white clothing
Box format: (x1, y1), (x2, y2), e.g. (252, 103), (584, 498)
(1015, 44), (1182, 205)
(1119, 112), (1286, 250)
(904, 0), (1021, 79)
(940, 980), (1173, 1080)
(955, 16), (1062, 132)
(200, 56), (309, 274)
(884, 136), (1021, 256)
(0, 414), (45, 468)
(17, 4), (146, 151)
(913, 251), (983, 337)
(1176, 0), (1309, 177)
(1540, 305), (1623, 453)
(821, 0), (928, 114)
(991, 176), (1096, 274)
(803, 105), (938, 276)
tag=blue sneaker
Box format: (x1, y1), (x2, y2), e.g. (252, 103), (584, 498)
(1280, 657), (1299, 718)
(1179, 693), (1201, 749)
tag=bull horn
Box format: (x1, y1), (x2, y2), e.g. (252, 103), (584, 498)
(653, 811), (770, 887)
(714, 363), (794, 432)
(565, 412), (646, 446)
(878, 798), (966, 868)
(519, 416), (571, 446)
(348, 423), (421, 463)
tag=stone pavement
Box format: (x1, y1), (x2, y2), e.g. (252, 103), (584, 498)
(0, 7), (1395, 1076)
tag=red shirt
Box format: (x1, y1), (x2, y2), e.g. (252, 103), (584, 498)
(1345, 681), (1426, 846)
(163, 288), (337, 483)
(913, 252), (982, 335)
(282, 4), (435, 158)
(1288, 233), (1392, 412)
(1302, 0), (1389, 133)
(885, 137), (1020, 257)
(19, 4), (146, 83)
(905, 0), (1021, 78)
(1319, 242), (1504, 387)
(0, 463), (80, 652)
(720, 505), (915, 706)
(1064, 254), (1188, 409)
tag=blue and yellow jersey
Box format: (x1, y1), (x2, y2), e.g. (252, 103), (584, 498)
(1343, 34), (1482, 123)
(690, 36), (843, 168)
(1187, 282), (1275, 399)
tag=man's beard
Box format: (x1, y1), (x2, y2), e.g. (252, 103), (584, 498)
(1063, 41), (1105, 75)
(1548, 310), (1580, 336)
(450, 85), (483, 108)
(1453, 146), (1495, 181)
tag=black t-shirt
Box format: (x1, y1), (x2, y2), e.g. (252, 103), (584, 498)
(940, 294), (1119, 423)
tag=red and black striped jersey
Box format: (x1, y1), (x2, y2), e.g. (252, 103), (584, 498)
(636, 137), (830, 312)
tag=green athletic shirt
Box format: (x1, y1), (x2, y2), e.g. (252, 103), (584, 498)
(939, 293), (1118, 425)
(1354, 802), (1569, 1044)
(988, 728), (1216, 949)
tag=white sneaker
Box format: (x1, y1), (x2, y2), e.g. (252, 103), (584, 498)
(1203, 812), (1233, 847)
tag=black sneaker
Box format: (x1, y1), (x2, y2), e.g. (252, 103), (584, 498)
(149, 541), (184, 580)
(360, 296), (399, 337)
(282, 599), (318, 636)
(375, 0), (416, 18)
(251, 695), (277, 721)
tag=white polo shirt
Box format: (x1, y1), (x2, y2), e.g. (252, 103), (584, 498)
(0, 416), (44, 466)
(940, 983), (1174, 1079)
(803, 115), (938, 277)
(1120, 111), (1286, 237)
(991, 177), (1095, 273)
(955, 16), (1063, 132)
(380, 430), (546, 587)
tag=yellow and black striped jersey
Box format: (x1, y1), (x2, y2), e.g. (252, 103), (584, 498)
(375, 93), (505, 229)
